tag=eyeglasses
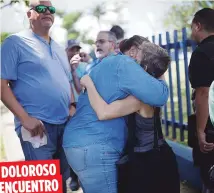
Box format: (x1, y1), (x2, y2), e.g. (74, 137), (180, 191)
(95, 39), (113, 45)
(30, 5), (56, 14)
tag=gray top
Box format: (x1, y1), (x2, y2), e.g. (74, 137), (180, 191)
(134, 113), (165, 152)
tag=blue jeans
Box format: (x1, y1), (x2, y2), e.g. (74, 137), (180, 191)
(16, 122), (69, 193)
(64, 142), (123, 193)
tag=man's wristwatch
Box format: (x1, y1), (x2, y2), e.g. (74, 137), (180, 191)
(70, 102), (77, 108)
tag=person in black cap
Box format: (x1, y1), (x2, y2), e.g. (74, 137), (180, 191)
(66, 39), (82, 62)
(66, 39), (82, 191)
(66, 39), (91, 101)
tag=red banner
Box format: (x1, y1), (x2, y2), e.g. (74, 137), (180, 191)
(0, 160), (62, 193)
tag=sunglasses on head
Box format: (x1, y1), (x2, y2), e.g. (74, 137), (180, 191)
(30, 5), (56, 14)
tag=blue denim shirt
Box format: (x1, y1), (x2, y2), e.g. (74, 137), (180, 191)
(73, 62), (87, 102)
(84, 52), (116, 74)
(63, 54), (169, 149)
(84, 59), (101, 75)
(1, 30), (71, 128)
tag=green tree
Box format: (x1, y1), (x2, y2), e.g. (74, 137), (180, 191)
(62, 12), (82, 40)
(80, 32), (94, 45)
(0, 32), (10, 44)
(91, 2), (107, 28)
(90, 1), (126, 27)
(163, 1), (214, 31)
(163, 2), (198, 31)
(198, 1), (214, 8)
(0, 0), (29, 9)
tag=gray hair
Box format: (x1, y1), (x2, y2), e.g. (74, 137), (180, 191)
(98, 31), (117, 45)
(140, 42), (170, 78)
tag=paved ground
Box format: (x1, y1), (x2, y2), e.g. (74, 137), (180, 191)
(0, 102), (200, 193)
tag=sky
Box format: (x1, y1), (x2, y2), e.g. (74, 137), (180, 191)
(0, 0), (179, 48)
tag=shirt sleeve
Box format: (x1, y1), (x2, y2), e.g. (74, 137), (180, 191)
(1, 37), (20, 80)
(190, 50), (214, 88)
(118, 57), (169, 107)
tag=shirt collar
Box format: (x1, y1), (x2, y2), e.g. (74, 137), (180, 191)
(30, 30), (53, 45)
(199, 35), (214, 45)
(117, 51), (123, 55)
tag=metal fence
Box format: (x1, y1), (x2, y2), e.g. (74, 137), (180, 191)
(152, 28), (197, 142)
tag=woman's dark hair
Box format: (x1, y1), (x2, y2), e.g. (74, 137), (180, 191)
(119, 35), (150, 53)
(119, 35), (170, 78)
(140, 42), (170, 78)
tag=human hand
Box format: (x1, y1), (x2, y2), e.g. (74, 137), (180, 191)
(70, 54), (82, 71)
(21, 116), (45, 138)
(69, 105), (76, 117)
(198, 131), (214, 153)
(80, 75), (93, 88)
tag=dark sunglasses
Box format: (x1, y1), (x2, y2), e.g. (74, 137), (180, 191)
(30, 5), (56, 14)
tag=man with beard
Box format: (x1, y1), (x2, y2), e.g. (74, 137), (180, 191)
(69, 31), (117, 95)
(84, 31), (117, 74)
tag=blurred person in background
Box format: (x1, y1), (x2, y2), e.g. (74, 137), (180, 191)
(66, 39), (82, 190)
(66, 39), (82, 62)
(66, 39), (92, 190)
(66, 39), (88, 103)
(110, 25), (125, 53)
(188, 8), (214, 193)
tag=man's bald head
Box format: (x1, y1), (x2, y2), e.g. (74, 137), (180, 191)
(29, 0), (52, 7)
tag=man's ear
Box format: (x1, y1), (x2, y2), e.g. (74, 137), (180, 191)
(129, 46), (137, 57)
(27, 10), (32, 19)
(195, 22), (202, 32)
(111, 42), (116, 50)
